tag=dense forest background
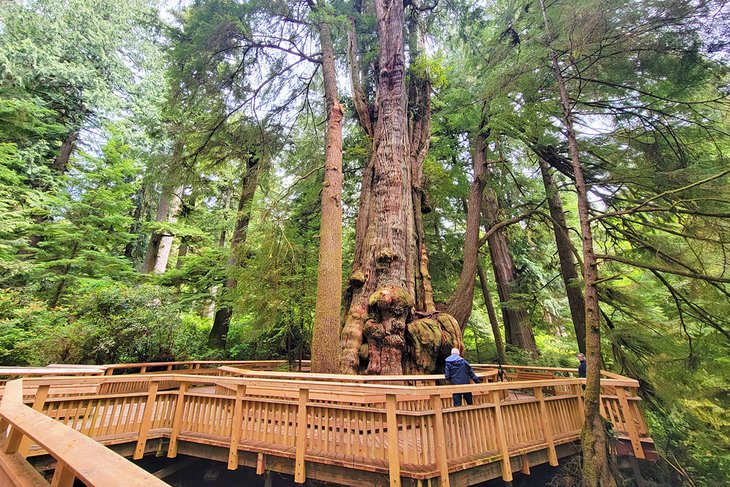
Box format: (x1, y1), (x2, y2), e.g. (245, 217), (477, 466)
(1, 0), (728, 485)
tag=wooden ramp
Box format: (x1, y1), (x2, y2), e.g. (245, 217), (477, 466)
(0, 361), (654, 487)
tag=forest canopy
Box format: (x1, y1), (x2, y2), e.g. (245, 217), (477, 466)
(0, 0), (728, 485)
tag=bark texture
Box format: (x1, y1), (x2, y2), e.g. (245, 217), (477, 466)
(483, 188), (538, 356)
(310, 18), (345, 374)
(446, 130), (488, 329)
(142, 184), (183, 274)
(539, 0), (616, 484)
(52, 129), (80, 173)
(477, 261), (507, 364)
(539, 159), (587, 353)
(208, 154), (261, 349)
(340, 0), (462, 375)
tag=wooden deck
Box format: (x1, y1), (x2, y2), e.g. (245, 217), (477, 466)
(0, 361), (654, 487)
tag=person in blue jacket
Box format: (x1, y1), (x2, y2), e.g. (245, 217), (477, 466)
(444, 348), (480, 406)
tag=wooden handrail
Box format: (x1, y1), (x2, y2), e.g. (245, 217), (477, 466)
(8, 371), (639, 405)
(0, 379), (168, 487)
(100, 360), (301, 375)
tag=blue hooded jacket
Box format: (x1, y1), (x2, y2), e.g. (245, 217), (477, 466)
(444, 354), (480, 385)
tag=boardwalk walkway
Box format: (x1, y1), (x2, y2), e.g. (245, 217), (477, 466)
(0, 361), (654, 487)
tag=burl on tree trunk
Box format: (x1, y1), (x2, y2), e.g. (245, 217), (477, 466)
(339, 0), (462, 375)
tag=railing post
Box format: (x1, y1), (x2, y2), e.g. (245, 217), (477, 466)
(429, 394), (450, 487)
(534, 387), (558, 466)
(228, 384), (246, 470)
(294, 388), (309, 483)
(134, 380), (160, 460)
(167, 382), (189, 458)
(50, 461), (75, 487)
(19, 384), (49, 457)
(385, 394), (401, 487)
(573, 383), (585, 420)
(616, 387), (645, 459)
(490, 390), (513, 482)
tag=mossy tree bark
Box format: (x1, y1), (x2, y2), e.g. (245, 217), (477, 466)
(340, 0), (462, 375)
(310, 11), (344, 374)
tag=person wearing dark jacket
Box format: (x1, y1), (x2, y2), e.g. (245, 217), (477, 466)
(445, 348), (480, 406)
(577, 353), (586, 378)
(577, 353), (587, 390)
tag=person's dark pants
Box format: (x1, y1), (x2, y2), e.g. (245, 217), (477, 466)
(452, 392), (473, 407)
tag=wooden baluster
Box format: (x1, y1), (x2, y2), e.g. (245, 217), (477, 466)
(429, 394), (450, 487)
(616, 387), (645, 459)
(134, 380), (159, 459)
(534, 387), (558, 466)
(2, 425), (23, 454)
(167, 383), (189, 458)
(294, 388), (309, 483)
(385, 394), (401, 487)
(573, 384), (585, 421)
(19, 384), (49, 457)
(256, 452), (266, 475)
(50, 461), (75, 487)
(228, 384), (246, 469)
(490, 390), (512, 482)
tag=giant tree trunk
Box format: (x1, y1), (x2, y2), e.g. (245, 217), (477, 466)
(208, 154), (261, 349)
(539, 159), (587, 353)
(483, 188), (538, 356)
(310, 18), (344, 374)
(539, 1), (616, 485)
(477, 260), (507, 364)
(142, 184), (183, 274)
(340, 0), (462, 375)
(446, 130), (488, 329)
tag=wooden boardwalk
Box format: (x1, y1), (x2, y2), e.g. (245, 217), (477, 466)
(0, 361), (654, 487)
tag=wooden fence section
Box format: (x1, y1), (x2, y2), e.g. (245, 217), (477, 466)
(1, 367), (653, 487)
(0, 379), (168, 487)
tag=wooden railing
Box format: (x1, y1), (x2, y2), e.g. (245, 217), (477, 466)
(100, 360), (307, 375)
(0, 366), (651, 487)
(0, 379), (168, 487)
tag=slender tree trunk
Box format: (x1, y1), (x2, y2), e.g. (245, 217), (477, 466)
(477, 260), (507, 364)
(539, 1), (615, 485)
(408, 14), (436, 315)
(28, 129), (81, 248)
(176, 239), (188, 269)
(49, 243), (79, 308)
(446, 129), (488, 329)
(310, 17), (344, 374)
(52, 129), (80, 173)
(483, 188), (538, 356)
(346, 16), (373, 138)
(142, 184), (183, 274)
(539, 159), (587, 353)
(208, 154), (261, 349)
